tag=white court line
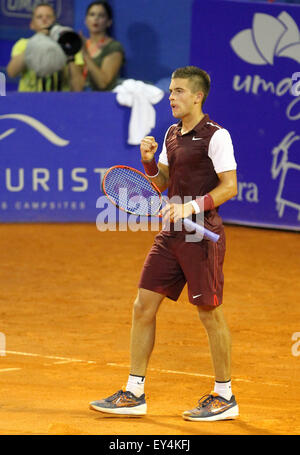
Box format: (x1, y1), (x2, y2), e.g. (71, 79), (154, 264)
(52, 360), (79, 365)
(107, 363), (288, 388)
(1, 351), (288, 388)
(4, 350), (96, 364)
(0, 368), (22, 373)
(107, 362), (215, 380)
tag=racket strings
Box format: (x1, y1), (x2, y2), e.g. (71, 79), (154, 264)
(104, 167), (161, 216)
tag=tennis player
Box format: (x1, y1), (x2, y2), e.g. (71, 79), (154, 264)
(90, 66), (239, 421)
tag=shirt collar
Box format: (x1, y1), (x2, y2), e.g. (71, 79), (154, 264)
(175, 114), (210, 136)
(194, 114), (210, 133)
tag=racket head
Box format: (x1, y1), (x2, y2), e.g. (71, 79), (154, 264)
(102, 165), (162, 216)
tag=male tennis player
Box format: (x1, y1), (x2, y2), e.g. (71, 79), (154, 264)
(90, 66), (239, 421)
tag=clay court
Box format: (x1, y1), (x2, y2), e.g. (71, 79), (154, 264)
(0, 222), (299, 435)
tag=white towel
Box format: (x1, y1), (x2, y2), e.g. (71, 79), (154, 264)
(113, 79), (164, 145)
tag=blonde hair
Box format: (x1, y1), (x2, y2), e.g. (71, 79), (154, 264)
(32, 3), (56, 18)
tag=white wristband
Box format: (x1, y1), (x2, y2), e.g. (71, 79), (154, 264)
(145, 170), (159, 178)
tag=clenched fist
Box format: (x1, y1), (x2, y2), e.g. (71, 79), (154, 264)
(140, 136), (158, 162)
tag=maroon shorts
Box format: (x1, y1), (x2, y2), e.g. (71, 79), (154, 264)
(138, 228), (225, 310)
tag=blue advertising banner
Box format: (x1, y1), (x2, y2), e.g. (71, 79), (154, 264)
(190, 0), (300, 231)
(0, 92), (174, 222)
(0, 0), (74, 27)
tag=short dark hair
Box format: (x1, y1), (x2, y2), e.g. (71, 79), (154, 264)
(32, 2), (56, 18)
(172, 66), (211, 105)
(86, 1), (113, 20)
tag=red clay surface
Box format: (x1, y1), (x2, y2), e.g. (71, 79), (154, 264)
(0, 223), (299, 435)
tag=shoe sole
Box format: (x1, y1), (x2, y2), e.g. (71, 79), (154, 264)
(89, 403), (147, 416)
(182, 404), (239, 422)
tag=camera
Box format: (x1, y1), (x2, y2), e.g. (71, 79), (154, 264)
(24, 22), (82, 78)
(48, 23), (82, 56)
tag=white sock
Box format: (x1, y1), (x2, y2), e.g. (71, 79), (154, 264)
(214, 380), (232, 401)
(126, 374), (145, 397)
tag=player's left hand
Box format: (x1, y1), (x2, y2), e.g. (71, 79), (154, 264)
(162, 202), (194, 224)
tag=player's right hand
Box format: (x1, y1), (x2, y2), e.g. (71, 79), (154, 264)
(140, 136), (158, 162)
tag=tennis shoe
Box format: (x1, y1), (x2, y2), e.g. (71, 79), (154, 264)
(89, 388), (147, 416)
(183, 392), (239, 421)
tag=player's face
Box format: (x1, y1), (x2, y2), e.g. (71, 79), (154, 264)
(169, 78), (202, 119)
(30, 6), (56, 32)
(85, 4), (112, 34)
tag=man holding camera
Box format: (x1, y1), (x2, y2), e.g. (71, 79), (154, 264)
(7, 3), (83, 92)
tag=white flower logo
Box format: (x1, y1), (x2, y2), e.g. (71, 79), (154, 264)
(230, 11), (300, 65)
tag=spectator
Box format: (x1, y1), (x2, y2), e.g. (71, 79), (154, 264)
(78, 1), (125, 91)
(6, 3), (83, 92)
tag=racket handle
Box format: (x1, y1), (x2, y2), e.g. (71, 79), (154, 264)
(183, 218), (220, 243)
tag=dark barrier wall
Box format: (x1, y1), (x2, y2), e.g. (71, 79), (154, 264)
(0, 87), (299, 230)
(0, 92), (174, 222)
(0, 1), (299, 230)
(190, 0), (300, 230)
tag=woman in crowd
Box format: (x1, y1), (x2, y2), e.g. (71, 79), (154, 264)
(79, 1), (125, 91)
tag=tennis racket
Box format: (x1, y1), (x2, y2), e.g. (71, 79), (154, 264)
(101, 165), (220, 243)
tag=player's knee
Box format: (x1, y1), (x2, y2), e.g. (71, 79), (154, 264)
(198, 307), (214, 327)
(133, 297), (154, 323)
(197, 305), (224, 329)
(133, 290), (161, 322)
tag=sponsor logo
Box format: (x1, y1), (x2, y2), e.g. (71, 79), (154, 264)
(0, 114), (69, 146)
(0, 167), (108, 193)
(230, 11), (300, 221)
(0, 72), (6, 96)
(231, 181), (259, 203)
(271, 132), (300, 220)
(292, 332), (300, 357)
(230, 11), (300, 65)
(210, 403), (232, 414)
(192, 136), (203, 141)
(1, 0), (62, 19)
(291, 72), (300, 97)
